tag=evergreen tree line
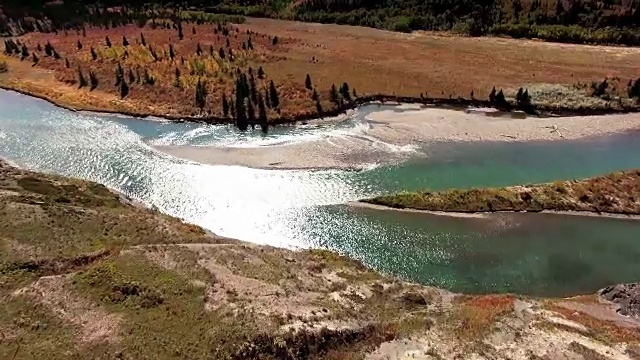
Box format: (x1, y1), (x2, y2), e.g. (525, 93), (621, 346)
(228, 67), (275, 132)
(0, 3), (244, 38)
(4, 0), (640, 45)
(206, 0), (640, 46)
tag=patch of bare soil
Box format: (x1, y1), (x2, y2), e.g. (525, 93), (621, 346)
(12, 275), (121, 346)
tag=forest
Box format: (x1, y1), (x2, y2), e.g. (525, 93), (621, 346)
(2, 0), (640, 45)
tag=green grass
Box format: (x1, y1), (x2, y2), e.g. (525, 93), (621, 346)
(363, 170), (640, 215)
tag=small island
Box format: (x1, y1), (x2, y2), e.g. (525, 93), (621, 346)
(361, 170), (640, 216)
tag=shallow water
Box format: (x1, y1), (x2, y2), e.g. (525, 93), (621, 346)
(1, 89), (640, 296)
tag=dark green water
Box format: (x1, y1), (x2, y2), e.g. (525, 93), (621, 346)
(1, 89), (639, 297)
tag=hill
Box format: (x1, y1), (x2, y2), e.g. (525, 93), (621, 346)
(1, 162), (640, 359)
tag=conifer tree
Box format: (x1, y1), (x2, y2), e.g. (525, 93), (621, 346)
(235, 78), (248, 130)
(272, 36), (278, 45)
(330, 84), (339, 103)
(65, 57), (70, 68)
(192, 26), (196, 35)
(218, 47), (225, 59)
(258, 93), (268, 133)
(178, 22), (184, 40)
(53, 49), (61, 60)
(140, 33), (146, 46)
(115, 63), (124, 86)
(495, 89), (506, 104)
(249, 73), (257, 104)
(305, 74), (312, 90)
(516, 87), (524, 102)
(78, 67), (87, 88)
(521, 89), (530, 104)
(44, 42), (53, 56)
(257, 66), (265, 79)
(489, 87), (497, 103)
(173, 67), (181, 88)
(269, 80), (279, 108)
(149, 46), (158, 61)
(195, 78), (207, 109)
(196, 43), (202, 56)
(20, 44), (29, 60)
(105, 36), (112, 47)
(226, 38), (230, 48)
(128, 68), (135, 84)
(167, 44), (174, 61)
(222, 93), (230, 117)
(209, 45), (214, 57)
(352, 88), (358, 98)
(340, 82), (351, 101)
(629, 78), (640, 99)
(32, 53), (39, 65)
(143, 69), (154, 85)
(89, 71), (98, 90)
(247, 37), (253, 50)
(122, 36), (129, 46)
(264, 88), (271, 108)
(120, 79), (129, 98)
(91, 46), (97, 60)
(37, 43), (42, 52)
(247, 98), (255, 123)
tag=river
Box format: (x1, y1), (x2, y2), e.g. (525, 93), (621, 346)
(2, 89), (640, 297)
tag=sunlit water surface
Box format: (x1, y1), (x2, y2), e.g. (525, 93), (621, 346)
(2, 89), (640, 296)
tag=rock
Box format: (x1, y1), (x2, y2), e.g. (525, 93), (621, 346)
(598, 283), (640, 317)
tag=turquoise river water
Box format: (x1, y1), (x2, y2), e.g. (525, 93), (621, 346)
(1, 89), (640, 297)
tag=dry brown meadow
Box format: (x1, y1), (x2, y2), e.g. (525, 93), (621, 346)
(2, 17), (640, 122)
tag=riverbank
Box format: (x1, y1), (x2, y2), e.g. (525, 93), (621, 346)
(1, 159), (639, 359)
(361, 169), (640, 217)
(155, 105), (640, 170)
(3, 17), (640, 129)
(351, 200), (640, 220)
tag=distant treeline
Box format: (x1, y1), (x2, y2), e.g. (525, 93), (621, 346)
(2, 0), (640, 45)
(0, 1), (244, 37)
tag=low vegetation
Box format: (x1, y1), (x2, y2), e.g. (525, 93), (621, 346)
(363, 170), (640, 215)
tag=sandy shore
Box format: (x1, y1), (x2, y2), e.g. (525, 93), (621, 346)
(155, 106), (640, 170)
(364, 107), (640, 143)
(348, 201), (489, 218)
(351, 201), (640, 220)
(155, 136), (416, 170)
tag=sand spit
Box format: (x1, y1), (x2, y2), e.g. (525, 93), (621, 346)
(364, 106), (640, 143)
(155, 106), (640, 170)
(351, 201), (640, 221)
(348, 201), (489, 218)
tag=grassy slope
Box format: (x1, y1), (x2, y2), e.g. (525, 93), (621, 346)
(363, 170), (640, 215)
(0, 161), (639, 359)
